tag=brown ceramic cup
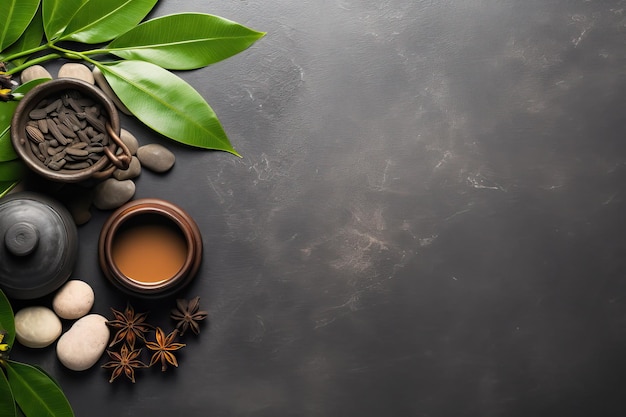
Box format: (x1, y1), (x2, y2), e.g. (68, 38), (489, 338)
(98, 198), (203, 297)
(11, 78), (131, 183)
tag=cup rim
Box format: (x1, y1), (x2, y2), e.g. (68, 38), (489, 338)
(98, 198), (203, 297)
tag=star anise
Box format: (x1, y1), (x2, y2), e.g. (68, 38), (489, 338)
(101, 344), (146, 383)
(170, 296), (208, 336)
(106, 304), (153, 347)
(145, 327), (185, 372)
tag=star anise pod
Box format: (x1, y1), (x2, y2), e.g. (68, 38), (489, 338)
(170, 296), (208, 336)
(145, 327), (185, 372)
(106, 304), (153, 347)
(101, 344), (146, 383)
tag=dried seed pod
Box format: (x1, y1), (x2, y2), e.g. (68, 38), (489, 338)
(68, 142), (88, 150)
(38, 142), (48, 156)
(47, 146), (63, 156)
(51, 151), (66, 163)
(66, 97), (83, 114)
(37, 118), (49, 134)
(77, 129), (90, 143)
(29, 108), (48, 120)
(57, 123), (77, 138)
(44, 99), (62, 113)
(47, 119), (70, 145)
(48, 159), (67, 170)
(83, 111), (106, 132)
(65, 147), (89, 158)
(25, 125), (45, 143)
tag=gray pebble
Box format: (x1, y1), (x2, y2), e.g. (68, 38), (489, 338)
(65, 188), (94, 225)
(52, 280), (95, 320)
(15, 306), (62, 348)
(58, 63), (94, 84)
(20, 65), (52, 84)
(92, 67), (132, 115)
(93, 178), (135, 210)
(113, 156), (141, 180)
(136, 144), (175, 173)
(120, 129), (139, 155)
(56, 314), (109, 371)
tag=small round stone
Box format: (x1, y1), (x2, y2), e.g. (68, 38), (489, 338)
(120, 129), (139, 155)
(136, 144), (175, 173)
(56, 314), (109, 371)
(92, 67), (132, 115)
(52, 280), (95, 319)
(93, 178), (135, 210)
(15, 306), (62, 348)
(58, 63), (94, 84)
(64, 189), (95, 226)
(113, 156), (141, 180)
(20, 65), (52, 84)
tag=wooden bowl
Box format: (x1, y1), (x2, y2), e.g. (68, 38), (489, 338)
(11, 78), (130, 183)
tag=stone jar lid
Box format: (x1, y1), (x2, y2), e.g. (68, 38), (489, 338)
(0, 191), (78, 299)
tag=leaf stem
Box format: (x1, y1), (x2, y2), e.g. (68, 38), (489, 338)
(48, 44), (98, 66)
(1, 44), (50, 64)
(5, 54), (62, 75)
(81, 48), (112, 57)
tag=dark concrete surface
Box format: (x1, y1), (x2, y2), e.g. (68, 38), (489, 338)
(9, 0), (626, 416)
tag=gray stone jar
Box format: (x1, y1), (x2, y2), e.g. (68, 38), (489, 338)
(0, 192), (78, 299)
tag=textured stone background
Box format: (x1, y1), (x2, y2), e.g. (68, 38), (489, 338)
(11, 0), (626, 416)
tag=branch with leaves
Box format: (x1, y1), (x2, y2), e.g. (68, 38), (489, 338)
(0, 0), (265, 196)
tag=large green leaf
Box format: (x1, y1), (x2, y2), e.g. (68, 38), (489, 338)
(0, 290), (15, 347)
(59, 0), (157, 44)
(0, 102), (18, 162)
(5, 361), (73, 417)
(42, 0), (87, 41)
(0, 161), (25, 181)
(0, 78), (51, 162)
(0, 369), (16, 417)
(0, 95), (20, 162)
(0, 7), (43, 67)
(99, 60), (239, 155)
(106, 13), (265, 70)
(0, 0), (40, 51)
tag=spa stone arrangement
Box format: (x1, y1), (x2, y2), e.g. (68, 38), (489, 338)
(0, 64), (206, 382)
(0, 2), (265, 414)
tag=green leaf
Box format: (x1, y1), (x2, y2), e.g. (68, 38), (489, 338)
(59, 0), (158, 44)
(0, 290), (15, 347)
(42, 0), (87, 41)
(31, 366), (62, 389)
(99, 60), (239, 155)
(0, 369), (17, 417)
(0, 181), (18, 198)
(0, 161), (25, 181)
(0, 78), (51, 162)
(5, 361), (73, 417)
(106, 13), (265, 70)
(0, 7), (44, 67)
(0, 0), (40, 51)
(0, 101), (19, 162)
